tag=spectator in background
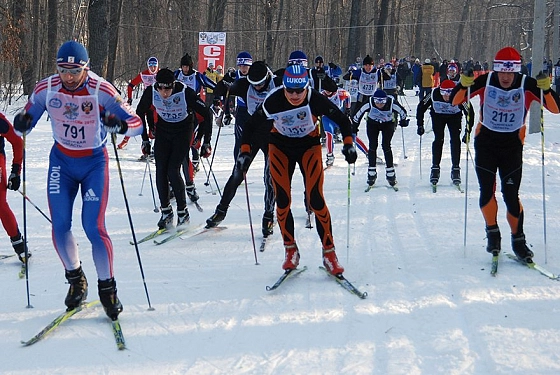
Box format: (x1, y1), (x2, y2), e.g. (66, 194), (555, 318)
(412, 58), (422, 96)
(420, 58), (435, 99)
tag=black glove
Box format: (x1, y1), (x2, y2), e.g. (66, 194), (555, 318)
(328, 62), (337, 70)
(236, 152), (252, 173)
(417, 125), (425, 136)
(341, 143), (357, 164)
(200, 143), (212, 158)
(13, 112), (32, 133)
(103, 112), (128, 134)
(462, 132), (470, 144)
(223, 114), (233, 126)
(127, 98), (133, 105)
(344, 107), (351, 117)
(141, 140), (151, 155)
(316, 67), (326, 80)
(399, 119), (409, 127)
(7, 164), (20, 191)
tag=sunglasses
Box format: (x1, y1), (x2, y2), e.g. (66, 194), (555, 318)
(148, 62), (158, 67)
(440, 88), (453, 95)
(57, 66), (85, 75)
(285, 87), (305, 94)
(373, 98), (387, 104)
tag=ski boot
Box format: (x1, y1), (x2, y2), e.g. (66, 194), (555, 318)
(157, 206), (174, 229)
(98, 278), (123, 321)
(65, 266), (88, 311)
(323, 247), (344, 275)
(486, 225), (501, 256)
(451, 166), (461, 185)
(177, 209), (190, 227)
(11, 232), (31, 263)
(282, 244), (300, 270)
(117, 136), (130, 150)
(262, 211), (274, 237)
(430, 166), (440, 185)
(206, 205), (227, 228)
(512, 233), (534, 262)
(186, 184), (199, 203)
(386, 167), (397, 187)
(325, 153), (335, 167)
(367, 167), (377, 186)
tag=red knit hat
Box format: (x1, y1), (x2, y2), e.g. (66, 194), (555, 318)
(493, 47), (521, 72)
(440, 79), (456, 90)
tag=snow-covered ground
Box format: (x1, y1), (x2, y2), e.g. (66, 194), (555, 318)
(1, 90), (560, 375)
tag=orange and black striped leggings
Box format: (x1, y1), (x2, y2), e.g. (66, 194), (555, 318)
(268, 143), (335, 250)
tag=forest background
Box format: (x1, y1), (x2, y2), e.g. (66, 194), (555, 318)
(0, 0), (557, 101)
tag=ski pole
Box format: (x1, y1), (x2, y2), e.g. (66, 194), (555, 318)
(18, 190), (51, 223)
(111, 134), (154, 310)
(463, 87), (471, 256)
(401, 126), (407, 159)
(539, 88), (548, 263)
(21, 132), (33, 309)
(346, 163), (351, 263)
(206, 158), (222, 197)
(145, 159), (159, 213)
(200, 158), (216, 195)
(204, 112), (223, 187)
(419, 135), (422, 179)
(138, 161), (148, 196)
(243, 172), (259, 265)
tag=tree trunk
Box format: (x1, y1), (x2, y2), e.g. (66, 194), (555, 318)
(453, 2), (469, 61)
(47, 0), (58, 74)
(106, 0), (122, 82)
(375, 0), (390, 57)
(88, 0), (109, 76)
(346, 0), (363, 67)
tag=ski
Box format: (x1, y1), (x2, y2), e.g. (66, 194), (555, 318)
(505, 253), (559, 280)
(111, 319), (126, 350)
(18, 261), (26, 279)
(21, 300), (100, 347)
(130, 228), (169, 245)
(490, 254), (499, 276)
(193, 201), (203, 212)
(153, 226), (198, 245)
(266, 266), (308, 291)
(431, 184), (437, 193)
(0, 254), (16, 260)
(319, 266), (368, 299)
(182, 225), (227, 240)
(390, 184), (399, 192)
(454, 183), (464, 193)
(365, 185), (374, 192)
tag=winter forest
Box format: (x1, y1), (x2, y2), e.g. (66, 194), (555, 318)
(0, 0), (557, 99)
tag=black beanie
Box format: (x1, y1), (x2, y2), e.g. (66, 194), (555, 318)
(362, 55), (374, 65)
(181, 54), (193, 67)
(156, 68), (175, 84)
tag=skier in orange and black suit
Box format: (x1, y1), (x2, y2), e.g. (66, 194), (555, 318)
(450, 46), (560, 262)
(238, 63), (357, 276)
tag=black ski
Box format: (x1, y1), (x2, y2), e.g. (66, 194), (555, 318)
(490, 254), (499, 276)
(0, 254), (15, 260)
(319, 266), (367, 299)
(193, 201), (203, 212)
(259, 236), (268, 252)
(266, 266), (308, 291)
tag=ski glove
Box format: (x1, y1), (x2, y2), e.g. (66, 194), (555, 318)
(460, 69), (475, 88)
(13, 112), (32, 133)
(417, 125), (425, 136)
(316, 67), (326, 80)
(536, 71), (551, 91)
(342, 144), (357, 164)
(236, 152), (252, 173)
(200, 143), (212, 158)
(103, 112), (128, 134)
(223, 114), (233, 126)
(7, 164), (20, 191)
(141, 141), (151, 156)
(399, 118), (409, 127)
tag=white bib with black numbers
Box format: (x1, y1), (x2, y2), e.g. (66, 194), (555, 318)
(358, 71), (378, 96)
(383, 73), (397, 89)
(431, 91), (461, 115)
(176, 72), (197, 92)
(246, 80), (275, 115)
(367, 97), (394, 123)
(482, 72), (525, 132)
(152, 88), (188, 123)
(270, 104), (315, 138)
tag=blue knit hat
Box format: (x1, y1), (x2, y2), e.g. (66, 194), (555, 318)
(236, 52), (253, 66)
(57, 41), (89, 68)
(283, 64), (309, 89)
(288, 50), (308, 67)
